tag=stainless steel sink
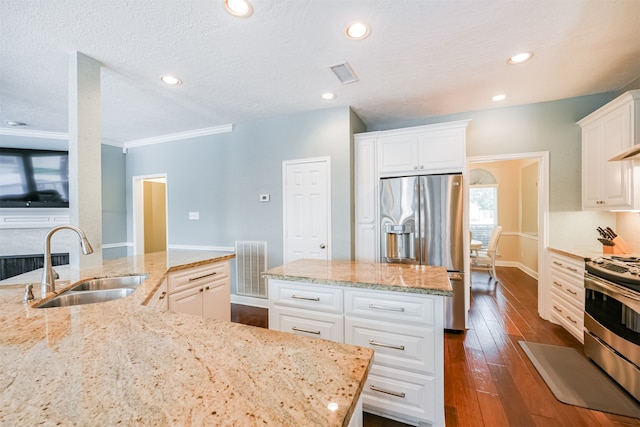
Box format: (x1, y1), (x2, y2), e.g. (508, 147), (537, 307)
(36, 288), (136, 308)
(35, 275), (147, 309)
(67, 275), (147, 291)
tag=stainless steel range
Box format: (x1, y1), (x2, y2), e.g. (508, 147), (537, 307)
(584, 256), (640, 401)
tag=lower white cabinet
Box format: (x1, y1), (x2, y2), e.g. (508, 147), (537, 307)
(268, 279), (445, 427)
(166, 260), (231, 322)
(548, 252), (585, 342)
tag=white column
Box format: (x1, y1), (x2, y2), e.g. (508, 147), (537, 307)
(68, 51), (103, 269)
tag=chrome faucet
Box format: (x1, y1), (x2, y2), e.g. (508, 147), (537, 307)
(41, 225), (94, 296)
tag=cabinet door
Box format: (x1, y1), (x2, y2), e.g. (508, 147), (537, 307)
(600, 106), (632, 208)
(169, 286), (203, 316)
(418, 128), (465, 173)
(355, 137), (377, 224)
(202, 280), (230, 321)
(582, 121), (604, 209)
(377, 134), (419, 175)
(146, 279), (169, 310)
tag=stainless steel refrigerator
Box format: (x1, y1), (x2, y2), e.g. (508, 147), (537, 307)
(380, 174), (465, 331)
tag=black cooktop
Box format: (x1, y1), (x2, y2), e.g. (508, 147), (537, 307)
(586, 256), (640, 291)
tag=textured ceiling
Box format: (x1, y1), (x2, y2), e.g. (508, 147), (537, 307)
(1, 0), (640, 145)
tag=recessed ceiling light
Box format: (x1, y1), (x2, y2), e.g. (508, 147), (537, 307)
(507, 52), (533, 64)
(225, 0), (253, 17)
(6, 120), (26, 126)
(346, 22), (370, 40)
(492, 94), (507, 102)
(321, 93), (337, 100)
(160, 75), (182, 85)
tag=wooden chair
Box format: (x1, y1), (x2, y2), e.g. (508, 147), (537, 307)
(471, 226), (503, 280)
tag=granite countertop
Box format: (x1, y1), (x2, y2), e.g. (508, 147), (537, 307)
(263, 259), (453, 296)
(0, 251), (373, 426)
(548, 246), (604, 261)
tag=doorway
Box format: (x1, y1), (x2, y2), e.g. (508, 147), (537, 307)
(467, 152), (549, 317)
(282, 157), (331, 263)
(133, 174), (168, 255)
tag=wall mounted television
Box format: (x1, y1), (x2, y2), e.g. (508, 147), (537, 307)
(0, 148), (69, 208)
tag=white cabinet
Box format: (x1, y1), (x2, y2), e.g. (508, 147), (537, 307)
(168, 261), (231, 321)
(268, 279), (445, 427)
(146, 279), (169, 310)
(354, 120), (470, 262)
(579, 90), (640, 210)
(354, 136), (378, 263)
(548, 252), (585, 342)
(376, 122), (468, 176)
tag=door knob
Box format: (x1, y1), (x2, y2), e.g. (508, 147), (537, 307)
(320, 244), (326, 249)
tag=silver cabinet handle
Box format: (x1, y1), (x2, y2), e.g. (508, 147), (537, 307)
(566, 288), (577, 295)
(552, 261), (562, 266)
(189, 272), (217, 281)
(320, 244), (326, 249)
(566, 267), (578, 272)
(369, 340), (405, 351)
(553, 305), (562, 313)
(291, 294), (320, 301)
(158, 291), (167, 300)
(292, 326), (320, 335)
(369, 304), (405, 312)
(552, 281), (562, 287)
(370, 385), (406, 398)
(567, 316), (578, 324)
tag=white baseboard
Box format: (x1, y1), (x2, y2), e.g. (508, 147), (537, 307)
(231, 294), (269, 308)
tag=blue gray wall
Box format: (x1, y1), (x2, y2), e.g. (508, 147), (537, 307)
(125, 106), (361, 269)
(101, 144), (128, 259)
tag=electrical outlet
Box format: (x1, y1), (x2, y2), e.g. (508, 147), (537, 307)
(260, 194), (270, 202)
(189, 211), (199, 220)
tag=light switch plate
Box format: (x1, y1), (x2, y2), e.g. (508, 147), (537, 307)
(188, 211), (199, 220)
(260, 194), (270, 202)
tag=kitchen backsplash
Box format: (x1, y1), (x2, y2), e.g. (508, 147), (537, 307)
(616, 212), (640, 253)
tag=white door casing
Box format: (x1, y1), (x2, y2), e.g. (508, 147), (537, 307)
(282, 157), (331, 263)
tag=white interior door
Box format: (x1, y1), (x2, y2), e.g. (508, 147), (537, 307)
(283, 158), (331, 263)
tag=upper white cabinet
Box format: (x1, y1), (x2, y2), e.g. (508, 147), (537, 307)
(579, 90), (640, 210)
(377, 122), (469, 176)
(354, 120), (470, 262)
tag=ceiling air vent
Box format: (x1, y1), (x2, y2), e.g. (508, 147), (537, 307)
(330, 62), (359, 84)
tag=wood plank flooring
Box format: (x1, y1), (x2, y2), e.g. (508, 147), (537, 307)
(230, 267), (640, 426)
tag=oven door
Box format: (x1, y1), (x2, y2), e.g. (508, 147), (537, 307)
(584, 272), (640, 367)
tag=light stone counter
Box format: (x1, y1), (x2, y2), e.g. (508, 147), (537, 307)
(0, 251), (373, 426)
(263, 259), (453, 295)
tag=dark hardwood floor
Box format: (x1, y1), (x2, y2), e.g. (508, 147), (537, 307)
(231, 268), (640, 426)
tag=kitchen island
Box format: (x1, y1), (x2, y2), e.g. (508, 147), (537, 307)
(0, 251), (372, 426)
(264, 259), (453, 427)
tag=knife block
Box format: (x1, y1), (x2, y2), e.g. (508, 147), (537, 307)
(603, 236), (632, 254)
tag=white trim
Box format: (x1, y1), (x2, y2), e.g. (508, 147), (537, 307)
(491, 260), (538, 280)
(167, 244), (235, 252)
(0, 128), (68, 140)
(102, 242), (132, 249)
(282, 156), (332, 264)
(230, 294), (269, 308)
(467, 151), (550, 319)
(124, 124), (233, 149)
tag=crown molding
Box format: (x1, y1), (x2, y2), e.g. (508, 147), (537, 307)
(0, 128), (68, 140)
(124, 124), (234, 149)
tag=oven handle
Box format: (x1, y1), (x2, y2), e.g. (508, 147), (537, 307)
(585, 273), (640, 312)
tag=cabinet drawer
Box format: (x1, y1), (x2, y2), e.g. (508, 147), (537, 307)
(550, 254), (584, 281)
(168, 261), (229, 293)
(345, 316), (434, 374)
(363, 364), (435, 425)
(269, 280), (343, 314)
(550, 272), (584, 310)
(269, 306), (344, 342)
(550, 294), (584, 342)
(344, 289), (434, 325)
